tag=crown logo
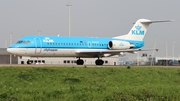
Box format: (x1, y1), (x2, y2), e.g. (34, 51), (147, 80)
(135, 25), (142, 30)
(43, 37), (54, 42)
(120, 43), (124, 46)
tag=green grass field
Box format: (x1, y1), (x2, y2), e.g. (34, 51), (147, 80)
(0, 66), (180, 101)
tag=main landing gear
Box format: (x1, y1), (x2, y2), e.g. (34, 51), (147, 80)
(76, 57), (104, 65)
(76, 58), (84, 65)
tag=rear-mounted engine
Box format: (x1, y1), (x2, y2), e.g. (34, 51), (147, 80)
(108, 40), (134, 50)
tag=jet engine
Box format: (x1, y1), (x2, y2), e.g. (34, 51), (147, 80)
(108, 40), (134, 50)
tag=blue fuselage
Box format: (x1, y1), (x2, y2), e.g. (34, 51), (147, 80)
(8, 36), (144, 49)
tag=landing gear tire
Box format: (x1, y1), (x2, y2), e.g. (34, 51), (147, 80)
(95, 59), (104, 65)
(27, 60), (32, 65)
(76, 59), (84, 65)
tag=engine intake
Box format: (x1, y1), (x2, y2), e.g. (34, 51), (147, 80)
(108, 40), (134, 50)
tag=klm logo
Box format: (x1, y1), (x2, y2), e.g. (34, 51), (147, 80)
(119, 43), (124, 46)
(131, 25), (144, 35)
(43, 37), (54, 42)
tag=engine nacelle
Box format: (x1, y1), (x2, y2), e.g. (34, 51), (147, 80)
(108, 40), (134, 50)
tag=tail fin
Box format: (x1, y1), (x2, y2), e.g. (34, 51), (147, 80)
(115, 19), (172, 40)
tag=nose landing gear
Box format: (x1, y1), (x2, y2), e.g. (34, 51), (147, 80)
(27, 60), (33, 64)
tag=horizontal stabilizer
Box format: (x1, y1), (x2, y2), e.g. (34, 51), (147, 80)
(140, 20), (174, 24)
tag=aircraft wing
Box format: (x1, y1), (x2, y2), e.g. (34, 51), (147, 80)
(76, 49), (140, 53)
(75, 48), (158, 57)
(75, 49), (140, 57)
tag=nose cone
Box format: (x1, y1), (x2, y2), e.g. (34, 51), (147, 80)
(7, 48), (14, 54)
(7, 44), (19, 54)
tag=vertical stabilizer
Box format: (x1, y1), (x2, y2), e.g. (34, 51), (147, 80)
(115, 19), (172, 40)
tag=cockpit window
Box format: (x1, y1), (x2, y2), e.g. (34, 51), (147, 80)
(16, 40), (23, 44)
(16, 40), (30, 44)
(23, 40), (30, 44)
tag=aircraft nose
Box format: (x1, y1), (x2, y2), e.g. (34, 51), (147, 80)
(7, 48), (14, 54)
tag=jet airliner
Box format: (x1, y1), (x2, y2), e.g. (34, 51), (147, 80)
(7, 19), (171, 65)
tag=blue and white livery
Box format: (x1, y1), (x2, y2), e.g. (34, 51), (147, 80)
(7, 19), (171, 65)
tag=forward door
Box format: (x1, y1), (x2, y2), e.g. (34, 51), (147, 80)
(34, 37), (42, 54)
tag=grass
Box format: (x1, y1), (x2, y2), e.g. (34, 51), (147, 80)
(0, 66), (180, 101)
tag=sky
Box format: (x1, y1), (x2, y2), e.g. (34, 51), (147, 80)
(0, 0), (179, 60)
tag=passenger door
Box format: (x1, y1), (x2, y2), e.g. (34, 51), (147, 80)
(34, 37), (42, 54)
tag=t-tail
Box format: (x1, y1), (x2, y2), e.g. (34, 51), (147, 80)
(115, 19), (172, 40)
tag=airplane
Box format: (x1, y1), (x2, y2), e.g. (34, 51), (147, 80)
(7, 19), (172, 65)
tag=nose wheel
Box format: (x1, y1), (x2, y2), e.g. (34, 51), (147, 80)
(27, 60), (33, 64)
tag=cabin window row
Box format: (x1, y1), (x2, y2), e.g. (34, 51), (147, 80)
(46, 42), (107, 46)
